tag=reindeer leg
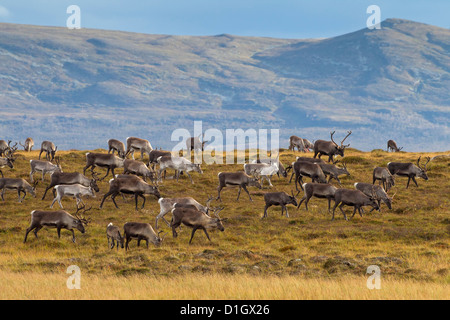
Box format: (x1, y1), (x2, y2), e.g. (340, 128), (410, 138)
(186, 172), (194, 184)
(202, 228), (212, 242)
(189, 226), (200, 244)
(242, 185), (252, 201)
(263, 204), (271, 218)
(406, 177), (411, 189)
(412, 176), (419, 187)
(236, 186), (242, 201)
(351, 206), (357, 219)
(71, 229), (76, 243)
(339, 203), (348, 221)
(24, 225), (37, 243)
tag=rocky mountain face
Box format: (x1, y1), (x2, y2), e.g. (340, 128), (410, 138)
(0, 19), (448, 151)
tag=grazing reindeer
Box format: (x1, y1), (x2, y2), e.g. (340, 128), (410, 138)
(23, 206), (91, 243)
(29, 158), (62, 182)
(155, 196), (214, 229)
(252, 157), (287, 178)
(245, 159), (279, 187)
(123, 159), (155, 183)
(100, 174), (161, 210)
(0, 156), (14, 178)
(157, 156), (203, 184)
(50, 184), (96, 209)
(186, 135), (208, 152)
(123, 222), (165, 250)
(106, 223), (124, 250)
(290, 161), (327, 191)
(0, 140), (17, 157)
(373, 167), (395, 191)
(387, 156), (430, 188)
(83, 152), (125, 180)
(313, 131), (352, 162)
(263, 191), (297, 218)
(387, 140), (403, 152)
(148, 150), (171, 169)
(297, 183), (337, 211)
(217, 172), (262, 202)
(108, 139), (126, 158)
(0, 140), (9, 157)
(331, 189), (379, 221)
(170, 206), (226, 244)
(39, 141), (58, 161)
(41, 171), (100, 200)
(125, 137), (153, 160)
(354, 182), (394, 211)
(19, 138), (34, 152)
(303, 138), (314, 151)
(289, 135), (306, 152)
(319, 161), (350, 185)
(0, 178), (37, 202)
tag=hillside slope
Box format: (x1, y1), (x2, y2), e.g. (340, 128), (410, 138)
(0, 19), (448, 151)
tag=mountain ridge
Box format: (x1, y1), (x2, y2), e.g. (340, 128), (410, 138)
(0, 18), (448, 151)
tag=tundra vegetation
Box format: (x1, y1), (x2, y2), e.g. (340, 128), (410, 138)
(0, 148), (448, 300)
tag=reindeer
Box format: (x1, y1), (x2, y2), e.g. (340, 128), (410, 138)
(100, 174), (161, 210)
(289, 136), (306, 152)
(297, 183), (337, 211)
(313, 131), (352, 162)
(302, 138), (314, 151)
(244, 159), (279, 187)
(387, 140), (403, 152)
(0, 156), (14, 178)
(157, 156), (203, 184)
(170, 205), (226, 244)
(387, 156), (430, 188)
(186, 135), (208, 152)
(319, 161), (350, 185)
(106, 223), (124, 250)
(83, 152), (125, 180)
(354, 182), (394, 211)
(0, 140), (17, 157)
(331, 188), (379, 221)
(295, 157), (325, 164)
(123, 221), (165, 250)
(29, 158), (62, 182)
(0, 178), (37, 202)
(41, 171), (100, 200)
(123, 159), (155, 183)
(0, 140), (9, 157)
(251, 157), (287, 178)
(148, 150), (171, 169)
(290, 161), (327, 191)
(108, 139), (126, 158)
(125, 137), (153, 160)
(19, 138), (34, 152)
(263, 191), (297, 218)
(155, 196), (214, 229)
(39, 141), (58, 161)
(50, 184), (96, 209)
(217, 172), (262, 202)
(23, 206), (91, 243)
(372, 167), (395, 191)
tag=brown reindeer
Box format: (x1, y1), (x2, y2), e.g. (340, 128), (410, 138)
(313, 131), (352, 162)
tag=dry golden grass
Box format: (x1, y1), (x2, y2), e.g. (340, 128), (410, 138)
(0, 271), (448, 300)
(0, 148), (449, 299)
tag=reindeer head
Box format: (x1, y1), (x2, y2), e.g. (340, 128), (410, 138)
(416, 156), (430, 180)
(211, 207), (227, 231)
(73, 205), (92, 234)
(330, 131), (352, 157)
(154, 230), (167, 247)
(288, 190), (298, 207)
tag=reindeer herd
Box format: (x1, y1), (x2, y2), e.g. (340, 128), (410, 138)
(0, 133), (436, 251)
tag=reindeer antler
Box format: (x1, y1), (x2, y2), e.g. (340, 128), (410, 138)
(330, 131), (337, 145)
(341, 131), (352, 148)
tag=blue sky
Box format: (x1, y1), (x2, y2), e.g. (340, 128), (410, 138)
(0, 0), (448, 38)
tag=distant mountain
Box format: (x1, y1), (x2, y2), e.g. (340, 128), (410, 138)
(0, 19), (448, 151)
